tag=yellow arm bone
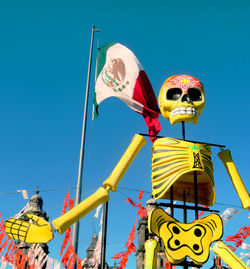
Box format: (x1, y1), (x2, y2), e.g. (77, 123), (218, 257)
(103, 134), (146, 192)
(53, 187), (109, 234)
(4, 214), (53, 244)
(212, 240), (249, 269)
(53, 134), (146, 234)
(218, 149), (250, 211)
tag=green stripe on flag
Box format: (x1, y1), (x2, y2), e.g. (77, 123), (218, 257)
(93, 42), (116, 120)
(96, 42), (116, 77)
(92, 91), (98, 120)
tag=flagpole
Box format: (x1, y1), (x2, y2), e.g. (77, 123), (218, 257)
(100, 202), (108, 269)
(72, 25), (100, 254)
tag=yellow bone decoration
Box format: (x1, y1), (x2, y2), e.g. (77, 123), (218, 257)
(53, 187), (109, 234)
(218, 149), (250, 211)
(213, 240), (249, 269)
(103, 134), (146, 192)
(144, 239), (160, 269)
(4, 214), (53, 244)
(148, 208), (223, 265)
(151, 137), (215, 206)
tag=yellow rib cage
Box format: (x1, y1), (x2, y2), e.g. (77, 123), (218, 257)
(151, 138), (215, 206)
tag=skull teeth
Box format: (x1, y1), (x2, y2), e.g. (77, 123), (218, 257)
(171, 107), (197, 118)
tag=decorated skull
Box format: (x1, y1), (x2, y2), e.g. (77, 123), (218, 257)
(158, 75), (205, 125)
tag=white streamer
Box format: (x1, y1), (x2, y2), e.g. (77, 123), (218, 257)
(241, 243), (250, 250)
(0, 257), (7, 269)
(17, 190), (28, 199)
(220, 208), (241, 225)
(94, 204), (103, 219)
(46, 257), (53, 269)
(88, 211), (103, 268)
(53, 260), (61, 269)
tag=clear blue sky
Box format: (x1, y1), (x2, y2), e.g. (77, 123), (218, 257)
(0, 1), (249, 268)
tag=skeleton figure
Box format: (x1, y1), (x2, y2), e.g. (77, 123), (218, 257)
(4, 75), (250, 269)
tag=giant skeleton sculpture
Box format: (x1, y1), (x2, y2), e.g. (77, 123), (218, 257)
(5, 75), (250, 268)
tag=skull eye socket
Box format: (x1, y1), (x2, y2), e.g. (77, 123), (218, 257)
(188, 88), (202, 102)
(166, 88), (182, 100)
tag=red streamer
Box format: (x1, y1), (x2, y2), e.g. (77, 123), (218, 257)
(61, 192), (70, 215)
(0, 214), (28, 267)
(112, 219), (137, 269)
(60, 227), (72, 256)
(126, 197), (137, 207)
(0, 232), (6, 246)
(59, 192), (84, 268)
(216, 256), (222, 268)
(6, 243), (16, 264)
(67, 252), (77, 269)
(0, 237), (10, 255)
(112, 251), (127, 260)
(112, 191), (147, 268)
(125, 191), (147, 220)
(165, 260), (176, 269)
(165, 260), (171, 269)
(198, 206), (209, 219)
(4, 240), (15, 263)
(69, 198), (75, 210)
(227, 245), (237, 252)
(61, 241), (75, 267)
(14, 248), (28, 269)
(76, 257), (82, 269)
(60, 195), (75, 256)
(138, 190), (144, 201)
(225, 225), (250, 248)
(137, 203), (147, 219)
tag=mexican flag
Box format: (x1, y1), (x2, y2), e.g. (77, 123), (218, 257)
(93, 43), (161, 141)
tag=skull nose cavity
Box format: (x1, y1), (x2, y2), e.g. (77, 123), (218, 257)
(181, 94), (192, 103)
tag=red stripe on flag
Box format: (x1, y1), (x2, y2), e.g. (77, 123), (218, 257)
(133, 71), (159, 114)
(133, 70), (161, 142)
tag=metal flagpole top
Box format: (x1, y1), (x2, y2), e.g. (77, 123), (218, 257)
(93, 25), (100, 32)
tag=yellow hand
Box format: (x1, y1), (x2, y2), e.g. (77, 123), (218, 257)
(4, 214), (54, 243)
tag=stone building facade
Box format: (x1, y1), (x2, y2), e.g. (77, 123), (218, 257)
(82, 232), (118, 269)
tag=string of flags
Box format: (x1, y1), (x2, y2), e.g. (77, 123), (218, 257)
(59, 192), (82, 269)
(59, 192), (103, 269)
(225, 225), (250, 251)
(0, 191), (104, 269)
(111, 190), (146, 269)
(0, 191), (249, 268)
